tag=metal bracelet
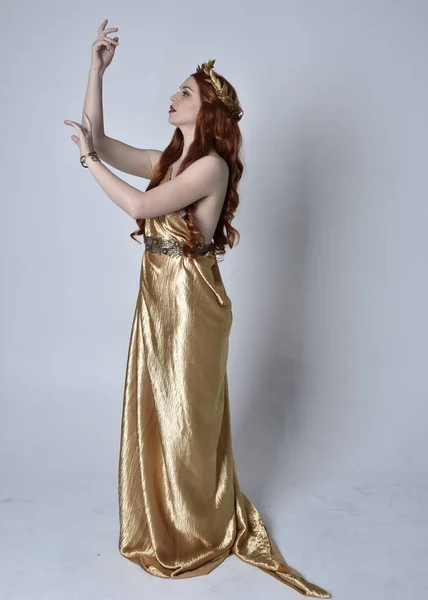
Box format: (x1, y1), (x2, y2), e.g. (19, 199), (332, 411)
(80, 151), (100, 168)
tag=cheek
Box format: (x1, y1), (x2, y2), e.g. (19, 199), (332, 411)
(183, 102), (197, 115)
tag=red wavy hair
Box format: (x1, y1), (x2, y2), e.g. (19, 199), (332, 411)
(130, 65), (244, 261)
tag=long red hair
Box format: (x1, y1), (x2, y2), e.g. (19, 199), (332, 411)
(130, 66), (244, 261)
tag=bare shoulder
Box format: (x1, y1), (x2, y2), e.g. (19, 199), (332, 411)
(195, 153), (229, 190)
(191, 154), (230, 240)
(203, 152), (229, 172)
(209, 153), (229, 193)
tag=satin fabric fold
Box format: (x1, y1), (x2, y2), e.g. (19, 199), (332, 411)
(118, 168), (331, 598)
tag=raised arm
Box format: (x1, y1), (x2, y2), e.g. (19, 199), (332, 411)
(95, 133), (162, 181)
(82, 19), (161, 180)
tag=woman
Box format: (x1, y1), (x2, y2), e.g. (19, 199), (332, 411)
(64, 19), (331, 598)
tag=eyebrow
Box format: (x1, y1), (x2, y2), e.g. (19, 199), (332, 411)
(179, 85), (194, 92)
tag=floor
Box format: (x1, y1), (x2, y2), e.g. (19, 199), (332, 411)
(1, 478), (426, 600)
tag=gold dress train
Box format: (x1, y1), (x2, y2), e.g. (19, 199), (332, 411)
(118, 167), (331, 598)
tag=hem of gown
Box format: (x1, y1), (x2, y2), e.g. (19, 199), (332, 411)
(119, 544), (331, 597)
(119, 545), (232, 579)
(231, 540), (332, 598)
(259, 533), (332, 597)
(260, 566), (332, 598)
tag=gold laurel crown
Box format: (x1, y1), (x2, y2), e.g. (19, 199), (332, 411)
(196, 58), (244, 122)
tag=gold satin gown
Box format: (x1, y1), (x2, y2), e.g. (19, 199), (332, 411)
(118, 166), (332, 598)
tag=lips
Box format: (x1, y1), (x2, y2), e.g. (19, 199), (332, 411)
(169, 105), (176, 112)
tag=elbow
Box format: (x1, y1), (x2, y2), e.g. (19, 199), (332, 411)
(129, 205), (145, 221)
(129, 193), (147, 220)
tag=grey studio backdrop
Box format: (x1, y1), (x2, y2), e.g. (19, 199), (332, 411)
(1, 1), (427, 599)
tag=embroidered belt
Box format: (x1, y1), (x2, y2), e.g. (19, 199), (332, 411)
(143, 234), (213, 257)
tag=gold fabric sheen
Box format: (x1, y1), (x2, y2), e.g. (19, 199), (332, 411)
(118, 167), (332, 597)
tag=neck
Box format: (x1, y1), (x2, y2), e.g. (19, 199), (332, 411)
(178, 124), (196, 157)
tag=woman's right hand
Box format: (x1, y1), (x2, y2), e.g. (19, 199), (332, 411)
(91, 19), (119, 73)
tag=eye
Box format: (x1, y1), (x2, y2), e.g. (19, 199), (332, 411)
(181, 90), (189, 96)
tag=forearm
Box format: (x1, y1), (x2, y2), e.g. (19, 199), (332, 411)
(82, 67), (106, 147)
(85, 155), (143, 218)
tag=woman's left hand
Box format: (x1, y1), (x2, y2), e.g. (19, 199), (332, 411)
(64, 112), (95, 157)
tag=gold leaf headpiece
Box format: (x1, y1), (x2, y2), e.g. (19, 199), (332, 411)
(196, 58), (244, 122)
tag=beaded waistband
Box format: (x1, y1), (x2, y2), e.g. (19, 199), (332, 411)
(143, 234), (213, 257)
